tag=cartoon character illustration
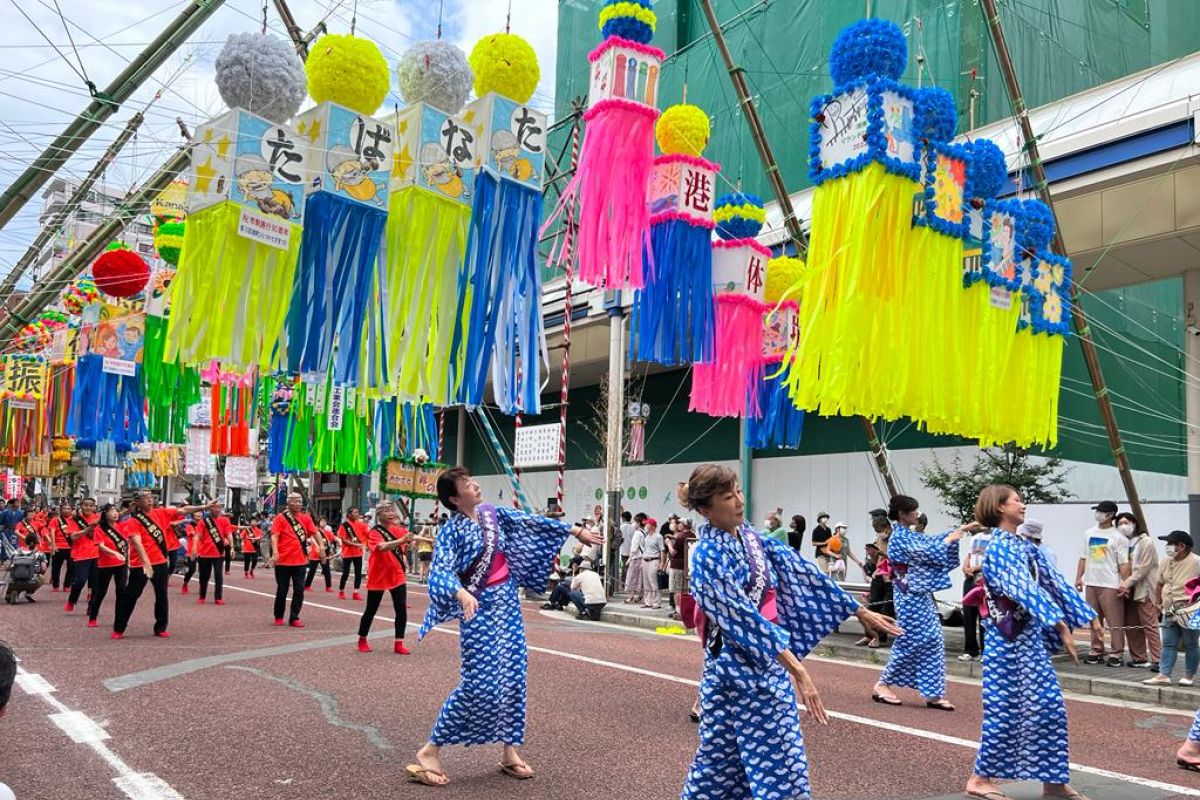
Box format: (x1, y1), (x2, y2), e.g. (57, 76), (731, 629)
(91, 324), (121, 359)
(884, 98), (915, 159)
(420, 142), (468, 200)
(235, 155), (296, 220)
(117, 318), (144, 362)
(327, 145), (381, 204)
(490, 130), (537, 183)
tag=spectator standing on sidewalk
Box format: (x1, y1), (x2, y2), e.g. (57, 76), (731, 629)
(1116, 512), (1160, 670)
(959, 524), (992, 662)
(1144, 531), (1200, 687)
(788, 514), (806, 551)
(640, 518), (666, 609)
(1019, 519), (1058, 572)
(1075, 500), (1131, 666)
(762, 511), (787, 545)
(623, 515), (645, 604)
(666, 518), (696, 619)
(857, 516), (893, 648)
(812, 513), (833, 575)
(618, 511), (633, 576)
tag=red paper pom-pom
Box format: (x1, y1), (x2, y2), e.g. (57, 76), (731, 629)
(92, 248), (149, 298)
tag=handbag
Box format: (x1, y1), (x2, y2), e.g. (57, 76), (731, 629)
(656, 569), (669, 590)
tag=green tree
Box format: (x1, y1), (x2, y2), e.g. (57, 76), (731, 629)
(919, 446), (1073, 523)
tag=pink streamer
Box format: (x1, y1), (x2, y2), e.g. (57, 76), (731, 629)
(689, 293), (767, 418)
(588, 37), (667, 63)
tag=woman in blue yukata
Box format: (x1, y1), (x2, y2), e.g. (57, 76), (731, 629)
(406, 467), (603, 787)
(678, 464), (901, 800)
(966, 484), (1099, 800)
(872, 494), (980, 710)
(1179, 707), (1200, 772)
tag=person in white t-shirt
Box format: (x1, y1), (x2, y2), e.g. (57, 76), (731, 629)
(618, 511), (634, 574)
(1074, 500), (1131, 666)
(569, 565), (607, 620)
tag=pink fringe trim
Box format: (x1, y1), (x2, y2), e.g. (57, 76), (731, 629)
(650, 211), (715, 229)
(690, 294), (766, 418)
(654, 153), (722, 173)
(589, 37), (667, 63)
(713, 238), (772, 258)
(585, 98), (659, 122)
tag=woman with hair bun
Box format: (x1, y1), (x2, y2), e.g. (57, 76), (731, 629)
(678, 463), (900, 800)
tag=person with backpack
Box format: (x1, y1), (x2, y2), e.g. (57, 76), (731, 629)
(87, 504), (129, 627)
(5, 532), (47, 604)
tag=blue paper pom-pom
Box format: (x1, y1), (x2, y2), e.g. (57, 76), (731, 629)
(713, 193), (766, 241)
(829, 19), (907, 86)
(917, 87), (958, 142)
(965, 139), (1008, 200)
(602, 18), (653, 43)
(1022, 200), (1056, 251)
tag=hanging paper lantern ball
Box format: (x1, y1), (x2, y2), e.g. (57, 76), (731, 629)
(655, 104), (710, 157)
(965, 139), (1008, 200)
(396, 40), (474, 114)
(713, 193), (766, 241)
(214, 33), (308, 124)
(154, 219), (186, 266)
(92, 243), (150, 298)
(61, 276), (99, 316)
(916, 86), (958, 142)
(1021, 200), (1056, 252)
(829, 19), (907, 86)
(469, 33), (540, 105)
(598, 0), (656, 45)
(764, 256), (806, 305)
(36, 310), (68, 332)
(306, 34), (390, 115)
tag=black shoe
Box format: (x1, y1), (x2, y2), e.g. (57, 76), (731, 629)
(540, 603), (555, 610)
(1083, 654), (1103, 664)
(1128, 660), (1152, 669)
(1150, 662), (1160, 672)
(25, 595), (35, 603)
(1105, 656), (1123, 667)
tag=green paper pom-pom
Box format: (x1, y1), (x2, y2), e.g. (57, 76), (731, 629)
(469, 33), (540, 104)
(764, 256), (806, 305)
(655, 104), (710, 157)
(306, 34), (390, 114)
(154, 220), (186, 266)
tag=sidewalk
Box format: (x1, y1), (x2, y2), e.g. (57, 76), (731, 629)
(525, 594), (1200, 714)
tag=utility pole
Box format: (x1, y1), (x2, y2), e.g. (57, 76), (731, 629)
(0, 0), (225, 233)
(698, 0), (900, 499)
(980, 0), (1146, 527)
(0, 147), (191, 345)
(0, 112), (147, 302)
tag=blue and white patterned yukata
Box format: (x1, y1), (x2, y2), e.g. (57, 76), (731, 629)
(878, 522), (959, 699)
(682, 523), (859, 800)
(418, 507), (571, 747)
(1190, 707), (1200, 743)
(974, 528), (1094, 784)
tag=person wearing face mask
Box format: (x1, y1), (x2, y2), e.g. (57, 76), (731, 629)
(1074, 500), (1130, 666)
(1115, 512), (1160, 670)
(1144, 531), (1200, 688)
(762, 511), (787, 545)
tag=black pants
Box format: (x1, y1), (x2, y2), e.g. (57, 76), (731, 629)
(88, 565), (127, 622)
(339, 556), (363, 590)
(114, 563), (170, 634)
(50, 550), (72, 589)
(305, 558), (331, 589)
(274, 564), (307, 622)
(168, 550), (179, 574)
(868, 576), (894, 644)
(963, 576), (984, 657)
(357, 584), (407, 639)
(547, 582), (572, 609)
(198, 556), (224, 601)
(181, 557), (197, 586)
(224, 549), (232, 574)
(67, 558), (97, 605)
(243, 552), (259, 573)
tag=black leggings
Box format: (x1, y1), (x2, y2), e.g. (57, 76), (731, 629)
(181, 557), (197, 586)
(114, 563), (170, 634)
(198, 556), (224, 600)
(357, 584), (407, 639)
(243, 552), (259, 573)
(224, 549), (232, 573)
(339, 556), (363, 590)
(67, 558), (97, 605)
(305, 558), (331, 589)
(88, 565), (127, 622)
(273, 564), (306, 622)
(50, 550), (72, 589)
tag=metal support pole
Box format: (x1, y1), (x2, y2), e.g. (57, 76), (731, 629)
(698, 0), (899, 499)
(1184, 273), (1200, 533)
(739, 418), (753, 521)
(605, 307), (626, 594)
(0, 0), (225, 232)
(455, 406), (467, 466)
(980, 0), (1146, 527)
(473, 407), (531, 512)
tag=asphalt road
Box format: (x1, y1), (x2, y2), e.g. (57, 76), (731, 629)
(2, 571), (1197, 800)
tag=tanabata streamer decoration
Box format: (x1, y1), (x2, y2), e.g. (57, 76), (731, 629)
(784, 19), (920, 417)
(62, 276), (99, 316)
(66, 353), (146, 457)
(164, 105), (308, 370)
(265, 377), (295, 474)
(0, 356), (49, 460)
(451, 33), (550, 413)
(746, 257), (805, 449)
(281, 377), (372, 475)
(689, 193), (770, 418)
(153, 219), (185, 266)
(93, 243), (150, 298)
(632, 104), (719, 365)
(545, 0), (664, 288)
(203, 364), (256, 457)
(382, 40), (477, 403)
(286, 35), (393, 385)
(142, 269), (201, 444)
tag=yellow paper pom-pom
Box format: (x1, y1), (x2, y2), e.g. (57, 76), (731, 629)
(655, 104), (710, 156)
(306, 34), (390, 114)
(764, 256), (806, 304)
(470, 33), (540, 104)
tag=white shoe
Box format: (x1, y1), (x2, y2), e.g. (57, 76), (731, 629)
(1142, 674), (1172, 685)
(957, 653), (976, 662)
(1180, 677), (1195, 686)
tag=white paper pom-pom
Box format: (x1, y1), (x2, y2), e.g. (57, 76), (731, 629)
(215, 33), (308, 123)
(395, 40), (474, 114)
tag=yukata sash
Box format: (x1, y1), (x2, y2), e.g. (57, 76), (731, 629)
(967, 545), (1056, 641)
(700, 525), (771, 654)
(458, 504), (501, 600)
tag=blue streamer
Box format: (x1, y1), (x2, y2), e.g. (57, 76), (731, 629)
(745, 362), (806, 449)
(400, 402), (439, 457)
(632, 217), (715, 365)
(66, 353), (146, 454)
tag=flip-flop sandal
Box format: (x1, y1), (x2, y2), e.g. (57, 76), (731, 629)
(499, 761), (535, 780)
(405, 765), (449, 787)
(1177, 758), (1200, 773)
(927, 699), (956, 711)
(965, 791), (1013, 800)
(872, 693), (902, 706)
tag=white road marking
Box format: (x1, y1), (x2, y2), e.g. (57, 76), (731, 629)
(221, 583), (1200, 797)
(17, 666), (185, 800)
(15, 671), (55, 695)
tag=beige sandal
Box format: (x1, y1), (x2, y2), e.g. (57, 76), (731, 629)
(498, 761), (535, 780)
(405, 764), (449, 786)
